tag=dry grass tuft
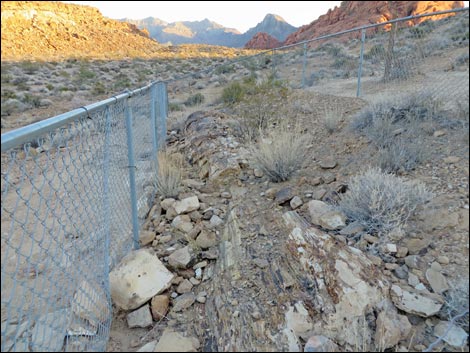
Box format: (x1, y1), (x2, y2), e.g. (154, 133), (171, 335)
(154, 150), (183, 198)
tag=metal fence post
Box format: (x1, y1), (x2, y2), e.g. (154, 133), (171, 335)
(271, 49), (276, 79)
(156, 82), (168, 149)
(302, 42), (307, 88)
(356, 28), (366, 97)
(102, 106), (112, 271)
(150, 83), (158, 157)
(125, 97), (140, 250)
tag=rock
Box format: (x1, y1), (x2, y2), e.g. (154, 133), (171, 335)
(339, 221), (364, 236)
(196, 295), (206, 303)
(159, 234), (172, 243)
(220, 191), (232, 199)
(195, 268), (202, 279)
(304, 335), (339, 352)
(127, 304), (153, 328)
(443, 156), (460, 164)
(31, 309), (68, 352)
(319, 159), (337, 169)
(363, 234), (379, 243)
(396, 246), (409, 258)
(189, 277), (200, 285)
(165, 207), (177, 221)
(322, 172), (336, 184)
(109, 248), (174, 310)
(290, 196), (303, 210)
(209, 215), (224, 228)
(275, 187), (294, 204)
(171, 215), (193, 233)
(430, 262), (442, 271)
(408, 273), (420, 287)
(285, 303), (313, 337)
(172, 293), (196, 312)
(394, 265), (409, 280)
(318, 211), (347, 230)
(390, 284), (443, 317)
(433, 130), (446, 137)
(244, 32), (282, 50)
(375, 306), (411, 349)
(195, 230), (218, 249)
(437, 256), (449, 265)
(308, 200), (332, 225)
(137, 341), (157, 352)
(386, 243), (397, 253)
(150, 295), (169, 320)
(404, 255), (421, 269)
(193, 260), (208, 269)
(425, 268), (449, 294)
(139, 230), (155, 246)
(71, 280), (109, 327)
(176, 279), (194, 294)
(154, 329), (200, 352)
(174, 196), (200, 214)
(434, 321), (468, 348)
(1, 321), (29, 352)
(311, 177), (323, 186)
(253, 258), (269, 269)
(168, 246), (192, 269)
(253, 168), (264, 177)
(161, 198), (176, 211)
(405, 239), (430, 254)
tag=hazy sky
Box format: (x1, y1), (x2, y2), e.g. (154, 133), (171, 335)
(64, 1), (344, 32)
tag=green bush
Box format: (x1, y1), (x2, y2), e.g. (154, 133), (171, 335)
(184, 93), (205, 107)
(222, 82), (245, 104)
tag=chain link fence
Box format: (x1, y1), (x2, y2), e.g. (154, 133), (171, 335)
(1, 82), (168, 352)
(1, 7), (468, 353)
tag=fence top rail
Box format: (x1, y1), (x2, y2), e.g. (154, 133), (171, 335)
(272, 6), (469, 51)
(1, 82), (156, 152)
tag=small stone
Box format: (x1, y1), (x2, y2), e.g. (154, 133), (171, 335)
(318, 210), (347, 230)
(405, 239), (430, 255)
(159, 234), (172, 243)
(189, 277), (200, 285)
(408, 273), (420, 287)
(196, 295), (206, 303)
(414, 344), (426, 351)
(275, 187), (294, 204)
(322, 172), (336, 184)
(265, 187), (277, 199)
(171, 215), (193, 233)
(319, 159), (337, 169)
(171, 292), (178, 299)
(386, 243), (397, 253)
(252, 311), (261, 320)
(232, 310), (240, 318)
(431, 262), (442, 271)
(311, 177), (323, 186)
(404, 255), (421, 269)
(390, 284), (443, 317)
(176, 279), (193, 294)
(290, 196), (303, 210)
(425, 268), (449, 294)
(253, 258), (269, 269)
(150, 295), (169, 320)
(193, 261), (208, 269)
(168, 246), (193, 269)
(195, 268), (202, 279)
(209, 215), (224, 228)
(127, 305), (153, 328)
(254, 168), (264, 178)
(433, 130), (446, 137)
(437, 256), (449, 265)
(137, 341), (158, 352)
(172, 293), (196, 312)
(196, 230), (218, 249)
(385, 263), (399, 270)
(304, 335), (339, 352)
(154, 329), (200, 352)
(339, 221), (364, 236)
(393, 265), (409, 280)
(434, 321), (468, 348)
(220, 191), (232, 199)
(161, 198), (176, 211)
(363, 234), (379, 243)
(396, 247), (409, 258)
(312, 188), (327, 200)
(174, 196), (200, 214)
(139, 230), (155, 246)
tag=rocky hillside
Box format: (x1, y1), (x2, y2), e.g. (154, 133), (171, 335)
(244, 32), (281, 49)
(1, 1), (161, 61)
(124, 13), (297, 48)
(284, 1), (464, 45)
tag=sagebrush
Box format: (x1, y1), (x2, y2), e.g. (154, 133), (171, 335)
(339, 168), (433, 234)
(154, 150), (183, 198)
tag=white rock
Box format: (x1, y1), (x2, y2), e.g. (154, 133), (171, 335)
(137, 340), (157, 352)
(386, 244), (398, 253)
(308, 200), (346, 230)
(425, 268), (449, 294)
(126, 304), (153, 328)
(161, 198), (176, 211)
(304, 335), (339, 352)
(154, 329), (200, 352)
(209, 215), (224, 228)
(176, 279), (193, 294)
(375, 306), (411, 349)
(171, 215), (193, 233)
(390, 285), (443, 317)
(71, 280), (109, 327)
(290, 196), (303, 210)
(174, 196), (200, 214)
(110, 249), (174, 310)
(434, 321), (468, 348)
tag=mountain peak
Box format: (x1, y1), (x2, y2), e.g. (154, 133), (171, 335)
(264, 13), (287, 23)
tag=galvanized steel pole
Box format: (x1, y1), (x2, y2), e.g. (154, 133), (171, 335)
(302, 42), (307, 88)
(357, 28), (366, 97)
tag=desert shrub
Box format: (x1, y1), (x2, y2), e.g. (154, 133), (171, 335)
(376, 136), (428, 173)
(153, 150), (183, 198)
(250, 125), (311, 182)
(22, 93), (41, 108)
(322, 105), (343, 134)
(21, 61), (40, 75)
(184, 93), (205, 107)
(91, 81), (106, 95)
(364, 44), (386, 63)
(222, 82), (245, 104)
(78, 65), (95, 80)
(338, 168), (433, 234)
(215, 64), (235, 75)
(443, 277), (469, 330)
(169, 102), (184, 112)
(454, 53), (469, 66)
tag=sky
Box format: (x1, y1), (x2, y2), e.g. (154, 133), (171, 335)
(63, 1), (344, 32)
